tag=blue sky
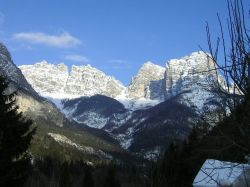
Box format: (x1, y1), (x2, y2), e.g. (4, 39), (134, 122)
(0, 0), (249, 85)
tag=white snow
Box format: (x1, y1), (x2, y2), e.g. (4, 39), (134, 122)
(42, 93), (82, 100)
(115, 126), (137, 149)
(47, 132), (112, 159)
(73, 111), (108, 129)
(117, 134), (133, 149)
(48, 132), (93, 153)
(19, 61), (125, 99)
(17, 52), (236, 152)
(116, 96), (161, 111)
(143, 147), (161, 161)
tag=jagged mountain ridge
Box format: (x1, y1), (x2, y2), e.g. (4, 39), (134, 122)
(0, 43), (65, 127)
(53, 51), (229, 157)
(0, 42), (129, 162)
(19, 51), (228, 126)
(19, 61), (125, 99)
(19, 51), (223, 106)
(128, 61), (166, 100)
(1, 41), (215, 160)
(17, 49), (231, 158)
(0, 44), (37, 96)
(165, 52), (219, 111)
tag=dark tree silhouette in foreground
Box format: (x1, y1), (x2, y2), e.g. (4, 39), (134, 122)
(104, 167), (121, 187)
(82, 166), (94, 187)
(0, 76), (36, 186)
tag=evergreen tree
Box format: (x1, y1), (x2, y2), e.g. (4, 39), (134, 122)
(82, 166), (94, 187)
(103, 167), (121, 187)
(0, 76), (36, 186)
(59, 162), (71, 187)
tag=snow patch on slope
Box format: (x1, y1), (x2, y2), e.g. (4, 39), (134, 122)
(47, 133), (112, 159)
(116, 90), (161, 111)
(116, 127), (136, 149)
(73, 111), (108, 129)
(143, 147), (161, 161)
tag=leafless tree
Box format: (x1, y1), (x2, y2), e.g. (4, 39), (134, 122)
(204, 0), (249, 98)
(195, 1), (250, 186)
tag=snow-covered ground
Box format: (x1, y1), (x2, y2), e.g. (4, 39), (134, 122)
(73, 112), (109, 129)
(116, 97), (161, 111)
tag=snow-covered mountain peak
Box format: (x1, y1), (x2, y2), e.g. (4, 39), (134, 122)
(142, 61), (159, 67)
(39, 60), (49, 64)
(19, 51), (227, 113)
(19, 61), (125, 99)
(57, 63), (68, 72)
(19, 61), (69, 97)
(167, 51), (215, 72)
(140, 61), (165, 72)
(128, 61), (166, 100)
(71, 64), (105, 77)
(65, 63), (125, 98)
(20, 60), (68, 72)
(165, 51), (223, 111)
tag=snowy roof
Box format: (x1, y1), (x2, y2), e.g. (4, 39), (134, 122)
(193, 159), (249, 187)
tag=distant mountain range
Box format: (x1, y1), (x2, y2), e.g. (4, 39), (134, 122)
(0, 43), (129, 162)
(0, 42), (231, 160)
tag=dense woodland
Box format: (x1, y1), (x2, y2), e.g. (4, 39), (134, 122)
(25, 157), (149, 187)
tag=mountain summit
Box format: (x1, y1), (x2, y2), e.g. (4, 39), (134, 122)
(128, 61), (166, 100)
(19, 51), (226, 112)
(3, 45), (231, 157)
(19, 62), (125, 99)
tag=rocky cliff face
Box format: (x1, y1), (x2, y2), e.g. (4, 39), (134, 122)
(164, 51), (227, 112)
(126, 52), (226, 112)
(19, 61), (68, 97)
(128, 61), (166, 100)
(0, 43), (64, 127)
(19, 63), (126, 99)
(19, 51), (229, 126)
(65, 65), (125, 98)
(4, 43), (232, 158)
(19, 52), (222, 109)
(62, 52), (230, 156)
(0, 43), (37, 95)
(165, 51), (216, 97)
